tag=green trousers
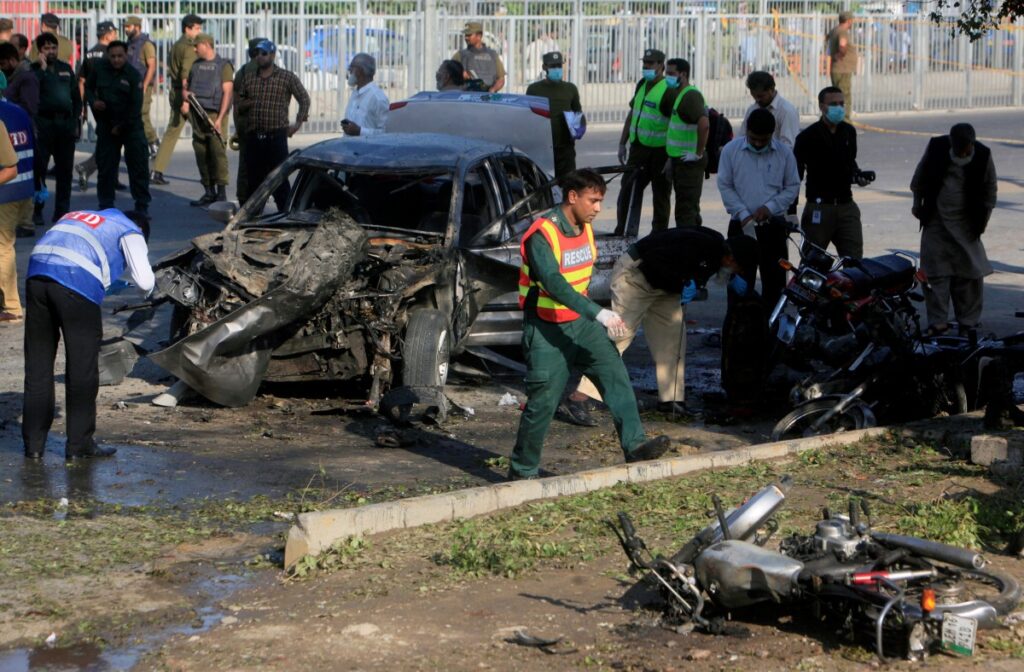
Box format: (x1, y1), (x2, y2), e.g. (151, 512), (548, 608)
(152, 90), (187, 173)
(141, 87), (157, 144)
(671, 156), (707, 228)
(831, 72), (853, 115)
(510, 315), (646, 477)
(192, 113), (230, 187)
(553, 144), (576, 179)
(615, 142), (671, 235)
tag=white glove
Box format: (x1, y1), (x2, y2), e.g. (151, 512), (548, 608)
(617, 143), (628, 165)
(680, 151), (702, 163)
(596, 309), (628, 339)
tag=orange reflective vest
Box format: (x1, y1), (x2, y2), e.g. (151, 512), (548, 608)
(518, 216), (597, 323)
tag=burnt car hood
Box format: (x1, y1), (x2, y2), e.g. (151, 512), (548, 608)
(149, 215), (369, 407)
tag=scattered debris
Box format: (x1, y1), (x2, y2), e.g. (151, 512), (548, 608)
(498, 393), (518, 406)
(508, 630), (577, 655)
(152, 379), (193, 408)
(686, 649), (712, 661)
(45, 632), (57, 647)
(111, 400), (128, 410)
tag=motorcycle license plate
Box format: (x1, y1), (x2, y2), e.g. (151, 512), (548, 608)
(941, 613), (977, 656)
(786, 283), (820, 305)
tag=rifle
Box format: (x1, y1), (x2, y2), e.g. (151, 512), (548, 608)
(186, 92), (227, 148)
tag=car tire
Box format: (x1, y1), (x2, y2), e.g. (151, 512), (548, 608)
(402, 309), (451, 387)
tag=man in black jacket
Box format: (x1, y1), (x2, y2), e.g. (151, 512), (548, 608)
(911, 123), (996, 335)
(563, 228), (757, 423)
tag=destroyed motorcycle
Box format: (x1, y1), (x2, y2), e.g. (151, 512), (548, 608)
(613, 478), (1021, 661)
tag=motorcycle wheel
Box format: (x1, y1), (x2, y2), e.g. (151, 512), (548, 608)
(771, 399), (875, 441)
(917, 568), (1022, 623)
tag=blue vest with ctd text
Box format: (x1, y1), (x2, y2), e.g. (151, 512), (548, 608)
(0, 100), (34, 204)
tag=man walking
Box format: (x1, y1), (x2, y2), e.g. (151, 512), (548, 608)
(74, 20), (117, 192)
(123, 16), (158, 156)
(565, 228), (757, 424)
(525, 51), (584, 179)
(30, 13), (73, 63)
(0, 98), (33, 319)
(659, 57), (707, 228)
(86, 40), (151, 216)
(453, 22), (505, 92)
(185, 33), (232, 206)
(794, 86), (869, 259)
(31, 32), (80, 226)
(509, 169), (671, 479)
(151, 14), (203, 186)
(827, 11), (858, 115)
(615, 48), (671, 236)
(911, 123), (997, 335)
(23, 209), (152, 460)
(739, 71), (799, 147)
(234, 39), (309, 212)
(718, 108), (800, 310)
(341, 53), (388, 137)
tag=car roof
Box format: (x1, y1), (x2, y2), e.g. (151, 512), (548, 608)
(298, 132), (516, 170)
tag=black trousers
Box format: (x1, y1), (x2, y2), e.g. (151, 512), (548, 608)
(727, 217), (789, 313)
(33, 116), (76, 221)
(614, 143), (670, 236)
(96, 123), (151, 213)
(23, 277), (102, 455)
(244, 129), (290, 212)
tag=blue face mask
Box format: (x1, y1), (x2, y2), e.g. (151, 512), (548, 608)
(664, 75), (679, 88)
(547, 67), (563, 81)
(746, 142), (770, 154)
(642, 68), (656, 81)
(825, 104), (845, 124)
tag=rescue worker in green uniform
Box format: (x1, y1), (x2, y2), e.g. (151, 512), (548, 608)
(615, 49), (671, 237)
(659, 58), (709, 228)
(525, 51), (585, 180)
(30, 14), (73, 64)
(184, 33), (232, 206)
(86, 41), (151, 215)
(231, 38), (265, 203)
(123, 16), (158, 155)
(151, 14), (203, 186)
(509, 169), (671, 480)
(31, 32), (80, 226)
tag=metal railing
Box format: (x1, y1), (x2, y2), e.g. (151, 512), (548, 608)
(9, 8), (1022, 134)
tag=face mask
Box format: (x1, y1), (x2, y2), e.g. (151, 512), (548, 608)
(664, 75), (679, 88)
(825, 104), (845, 124)
(746, 142), (770, 154)
(347, 72), (358, 87)
(642, 68), (656, 81)
(547, 67), (563, 81)
(949, 148), (973, 166)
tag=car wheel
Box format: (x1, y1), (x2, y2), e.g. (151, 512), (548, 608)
(402, 309), (451, 387)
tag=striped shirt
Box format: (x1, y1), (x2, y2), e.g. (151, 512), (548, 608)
(236, 65), (311, 133)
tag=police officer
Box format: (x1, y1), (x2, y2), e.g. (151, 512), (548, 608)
(615, 48), (671, 236)
(23, 209), (153, 460)
(30, 13), (73, 64)
(123, 16), (157, 156)
(453, 21), (505, 93)
(31, 32), (81, 226)
(525, 52), (585, 179)
(659, 58), (708, 228)
(74, 20), (117, 192)
(508, 169), (671, 480)
(151, 14), (203, 186)
(185, 33), (232, 206)
(231, 37), (265, 203)
(0, 99), (33, 318)
(86, 40), (150, 216)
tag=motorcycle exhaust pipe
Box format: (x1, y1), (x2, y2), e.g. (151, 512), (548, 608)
(872, 532), (985, 569)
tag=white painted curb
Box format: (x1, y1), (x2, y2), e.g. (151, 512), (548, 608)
(284, 426), (897, 568)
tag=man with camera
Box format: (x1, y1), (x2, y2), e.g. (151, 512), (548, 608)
(793, 86), (872, 259)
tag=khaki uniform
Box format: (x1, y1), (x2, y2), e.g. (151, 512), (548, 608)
(137, 40), (158, 143)
(29, 33), (73, 63)
(828, 25), (858, 113)
(188, 58), (233, 187)
(152, 35), (197, 174)
(0, 120), (24, 315)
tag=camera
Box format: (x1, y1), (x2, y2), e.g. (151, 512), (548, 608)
(853, 169), (876, 184)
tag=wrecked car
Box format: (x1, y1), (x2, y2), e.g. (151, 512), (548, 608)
(149, 132), (631, 407)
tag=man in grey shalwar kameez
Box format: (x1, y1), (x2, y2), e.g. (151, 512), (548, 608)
(911, 123), (997, 334)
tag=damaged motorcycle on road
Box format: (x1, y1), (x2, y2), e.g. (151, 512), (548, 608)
(613, 477), (1020, 661)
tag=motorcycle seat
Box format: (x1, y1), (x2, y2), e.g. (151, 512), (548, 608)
(843, 254), (915, 294)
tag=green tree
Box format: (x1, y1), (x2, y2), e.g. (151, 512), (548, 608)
(930, 0), (1023, 40)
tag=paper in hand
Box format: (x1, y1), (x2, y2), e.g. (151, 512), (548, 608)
(563, 111), (586, 140)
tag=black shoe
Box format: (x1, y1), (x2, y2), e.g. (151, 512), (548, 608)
(67, 441), (116, 459)
(658, 401), (702, 418)
(75, 164), (89, 191)
(214, 185), (227, 202)
(151, 171), (169, 186)
(149, 141), (159, 158)
(16, 226), (34, 238)
(625, 435), (672, 463)
(557, 397), (598, 427)
(24, 448), (43, 460)
(506, 468), (539, 481)
(115, 181), (128, 191)
(190, 187), (216, 207)
(32, 206), (44, 227)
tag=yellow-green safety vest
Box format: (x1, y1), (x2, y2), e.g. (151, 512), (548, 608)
(628, 79), (669, 148)
(665, 85), (702, 158)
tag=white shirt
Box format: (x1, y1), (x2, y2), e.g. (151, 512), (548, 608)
(344, 81), (390, 136)
(717, 137), (800, 225)
(739, 92), (801, 147)
(121, 233), (154, 293)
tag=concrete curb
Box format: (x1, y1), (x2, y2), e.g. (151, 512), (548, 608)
(284, 426), (898, 568)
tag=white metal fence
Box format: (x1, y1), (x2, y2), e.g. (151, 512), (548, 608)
(9, 8), (1022, 134)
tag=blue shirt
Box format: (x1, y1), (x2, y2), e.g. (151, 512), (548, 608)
(716, 136), (800, 223)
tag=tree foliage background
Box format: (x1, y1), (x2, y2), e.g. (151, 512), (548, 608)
(930, 0), (1023, 39)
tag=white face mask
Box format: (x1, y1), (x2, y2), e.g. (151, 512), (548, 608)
(347, 71), (358, 87)
(949, 148), (973, 167)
